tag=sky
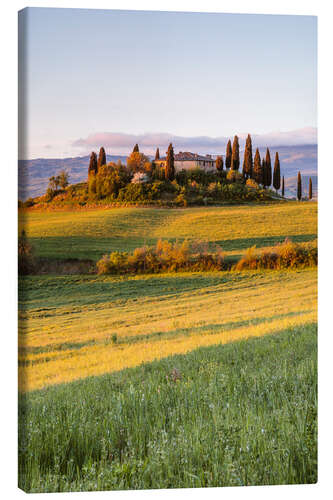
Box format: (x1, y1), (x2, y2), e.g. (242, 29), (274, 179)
(19, 8), (317, 159)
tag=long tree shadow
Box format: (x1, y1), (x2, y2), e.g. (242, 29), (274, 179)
(215, 234), (317, 252)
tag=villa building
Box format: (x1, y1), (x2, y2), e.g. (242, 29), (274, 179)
(155, 151), (216, 171)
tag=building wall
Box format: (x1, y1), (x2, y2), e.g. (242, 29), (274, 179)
(154, 159), (216, 172)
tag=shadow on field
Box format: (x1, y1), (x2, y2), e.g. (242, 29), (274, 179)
(214, 234), (317, 252)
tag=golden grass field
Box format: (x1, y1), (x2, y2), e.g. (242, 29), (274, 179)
(19, 202), (317, 261)
(19, 268), (317, 392)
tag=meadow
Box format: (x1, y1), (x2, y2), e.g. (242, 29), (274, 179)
(19, 202), (317, 261)
(18, 201), (318, 491)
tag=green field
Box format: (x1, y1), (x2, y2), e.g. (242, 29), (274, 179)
(19, 324), (317, 492)
(19, 202), (317, 261)
(18, 201), (317, 491)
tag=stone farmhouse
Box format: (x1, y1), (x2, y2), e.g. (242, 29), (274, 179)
(155, 151), (216, 172)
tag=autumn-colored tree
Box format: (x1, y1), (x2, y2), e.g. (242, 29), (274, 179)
(231, 135), (240, 171)
(97, 147), (106, 169)
(225, 140), (232, 170)
(133, 144), (139, 153)
(215, 155), (224, 172)
(309, 177), (312, 200)
(297, 171), (302, 201)
(282, 176), (285, 197)
(155, 148), (160, 161)
(88, 151), (98, 177)
(165, 143), (175, 181)
(242, 134), (253, 179)
(265, 148), (272, 187)
(273, 152), (281, 193)
(127, 151), (150, 174)
(253, 148), (263, 185)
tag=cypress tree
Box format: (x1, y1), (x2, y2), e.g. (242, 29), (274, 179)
(282, 176), (285, 197)
(155, 148), (160, 161)
(225, 140), (232, 170)
(262, 159), (267, 187)
(88, 151), (98, 177)
(165, 143), (175, 181)
(297, 171), (302, 201)
(242, 134), (253, 179)
(273, 152), (281, 193)
(309, 177), (312, 200)
(231, 135), (240, 171)
(97, 147), (106, 170)
(265, 148), (272, 187)
(253, 148), (263, 184)
(215, 155), (224, 172)
(133, 144), (139, 153)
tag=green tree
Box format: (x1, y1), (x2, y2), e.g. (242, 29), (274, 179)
(309, 177), (313, 200)
(282, 176), (285, 197)
(297, 171), (302, 201)
(215, 155), (224, 172)
(265, 148), (272, 187)
(155, 148), (160, 160)
(225, 140), (232, 170)
(58, 170), (69, 189)
(88, 151), (98, 177)
(48, 176), (57, 191)
(231, 135), (240, 171)
(133, 144), (139, 153)
(273, 152), (281, 193)
(242, 134), (253, 179)
(165, 143), (175, 181)
(97, 147), (107, 170)
(253, 148), (263, 185)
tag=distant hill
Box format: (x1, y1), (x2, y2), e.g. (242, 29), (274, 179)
(18, 154), (127, 200)
(18, 144), (317, 200)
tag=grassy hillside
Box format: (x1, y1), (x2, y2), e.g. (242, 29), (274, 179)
(19, 269), (317, 392)
(19, 323), (317, 492)
(19, 202), (317, 262)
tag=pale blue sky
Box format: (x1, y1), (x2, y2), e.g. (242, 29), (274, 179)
(19, 8), (317, 158)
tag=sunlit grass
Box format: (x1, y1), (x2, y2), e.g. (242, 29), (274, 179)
(19, 269), (317, 392)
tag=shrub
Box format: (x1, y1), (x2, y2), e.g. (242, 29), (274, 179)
(226, 170), (243, 183)
(246, 178), (259, 190)
(18, 230), (35, 275)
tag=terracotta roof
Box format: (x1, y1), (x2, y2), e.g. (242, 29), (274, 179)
(155, 152), (216, 162)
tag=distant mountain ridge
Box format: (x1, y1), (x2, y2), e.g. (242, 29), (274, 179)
(18, 145), (317, 200)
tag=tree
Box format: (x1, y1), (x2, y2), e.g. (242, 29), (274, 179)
(127, 151), (150, 174)
(265, 148), (272, 187)
(261, 158), (267, 188)
(273, 152), (281, 193)
(225, 140), (232, 170)
(97, 147), (107, 170)
(155, 148), (160, 161)
(231, 135), (240, 171)
(297, 171), (302, 201)
(252, 148), (263, 185)
(58, 170), (69, 189)
(165, 143), (175, 181)
(242, 134), (253, 179)
(282, 176), (285, 197)
(48, 176), (57, 191)
(133, 144), (139, 153)
(215, 155), (224, 172)
(88, 151), (98, 177)
(309, 177), (313, 200)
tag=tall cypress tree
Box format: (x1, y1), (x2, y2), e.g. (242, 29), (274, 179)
(88, 151), (98, 177)
(231, 135), (240, 171)
(155, 148), (160, 161)
(309, 177), (312, 200)
(253, 148), (263, 184)
(297, 171), (302, 201)
(273, 152), (281, 193)
(133, 144), (139, 153)
(215, 155), (224, 172)
(282, 176), (285, 197)
(242, 134), (253, 179)
(225, 140), (232, 170)
(262, 159), (267, 187)
(265, 148), (272, 187)
(97, 147), (106, 170)
(165, 143), (175, 181)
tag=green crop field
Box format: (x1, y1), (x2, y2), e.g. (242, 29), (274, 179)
(19, 202), (317, 261)
(18, 201), (318, 491)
